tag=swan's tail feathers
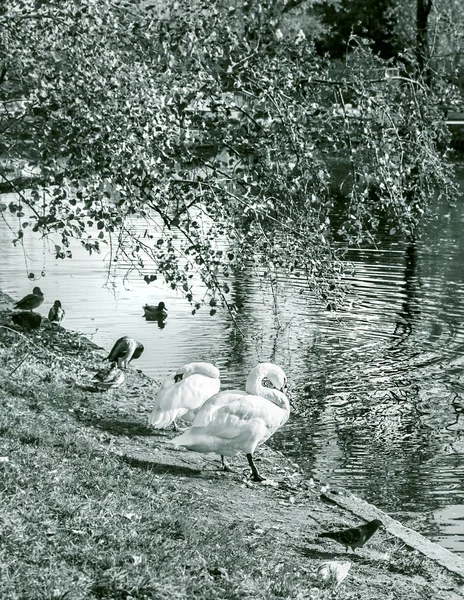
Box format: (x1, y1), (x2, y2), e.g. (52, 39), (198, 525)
(169, 430), (193, 447)
(148, 408), (187, 429)
(148, 410), (175, 429)
(169, 428), (223, 454)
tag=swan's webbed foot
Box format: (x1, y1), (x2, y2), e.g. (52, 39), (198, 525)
(246, 453), (266, 482)
(220, 455), (234, 472)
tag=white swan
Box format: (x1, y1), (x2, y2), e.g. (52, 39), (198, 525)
(170, 363), (289, 481)
(148, 362), (220, 430)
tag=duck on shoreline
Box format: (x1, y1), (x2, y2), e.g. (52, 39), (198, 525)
(12, 311), (42, 331)
(14, 287), (44, 311)
(48, 300), (65, 325)
(106, 336), (144, 369)
(92, 362), (126, 390)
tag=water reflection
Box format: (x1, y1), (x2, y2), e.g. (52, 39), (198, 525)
(393, 242), (421, 339)
(2, 167), (464, 554)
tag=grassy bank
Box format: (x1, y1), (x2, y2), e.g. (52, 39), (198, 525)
(0, 295), (463, 599)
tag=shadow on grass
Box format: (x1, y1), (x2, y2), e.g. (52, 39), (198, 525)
(75, 413), (166, 438)
(119, 454), (203, 477)
(296, 545), (370, 564)
(92, 418), (156, 437)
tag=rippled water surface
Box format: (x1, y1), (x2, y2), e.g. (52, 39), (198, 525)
(2, 165), (464, 553)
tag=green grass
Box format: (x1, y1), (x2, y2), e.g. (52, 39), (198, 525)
(0, 319), (461, 599)
(0, 392), (302, 599)
(0, 331), (313, 600)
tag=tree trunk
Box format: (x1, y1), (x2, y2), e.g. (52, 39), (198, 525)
(416, 0), (433, 85)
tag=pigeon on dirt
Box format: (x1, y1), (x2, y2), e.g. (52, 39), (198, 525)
(14, 287), (44, 311)
(318, 519), (383, 552)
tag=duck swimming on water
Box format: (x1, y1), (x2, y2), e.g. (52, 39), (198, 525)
(143, 302), (167, 318)
(14, 287), (44, 311)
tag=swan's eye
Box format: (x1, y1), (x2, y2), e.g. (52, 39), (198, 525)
(262, 377), (274, 389)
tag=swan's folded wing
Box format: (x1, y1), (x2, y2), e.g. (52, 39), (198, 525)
(149, 372), (220, 428)
(193, 390), (246, 426)
(202, 395), (284, 439)
(157, 373), (220, 412)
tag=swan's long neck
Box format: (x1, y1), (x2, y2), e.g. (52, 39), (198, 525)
(246, 363), (290, 413)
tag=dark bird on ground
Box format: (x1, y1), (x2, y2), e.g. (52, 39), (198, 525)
(48, 300), (65, 325)
(143, 301), (167, 319)
(14, 287), (44, 311)
(92, 362), (125, 390)
(12, 312), (42, 331)
(318, 519), (383, 552)
(106, 336), (144, 369)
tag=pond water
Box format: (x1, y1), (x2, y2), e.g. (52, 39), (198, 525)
(2, 166), (464, 554)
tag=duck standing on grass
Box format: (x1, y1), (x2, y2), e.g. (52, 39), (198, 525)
(170, 363), (290, 482)
(48, 300), (65, 325)
(107, 336), (144, 369)
(12, 312), (42, 331)
(92, 363), (126, 391)
(148, 362), (220, 431)
(14, 287), (44, 311)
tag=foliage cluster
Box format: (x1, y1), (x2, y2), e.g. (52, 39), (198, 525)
(0, 0), (460, 311)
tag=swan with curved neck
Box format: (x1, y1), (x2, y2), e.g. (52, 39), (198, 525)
(149, 362), (220, 430)
(171, 363), (290, 481)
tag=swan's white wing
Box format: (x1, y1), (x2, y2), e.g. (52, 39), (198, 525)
(171, 395), (285, 456)
(182, 362), (220, 379)
(192, 389), (246, 426)
(149, 372), (220, 428)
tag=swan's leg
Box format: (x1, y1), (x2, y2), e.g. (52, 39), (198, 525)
(246, 453), (265, 482)
(172, 419), (179, 432)
(221, 455), (234, 472)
